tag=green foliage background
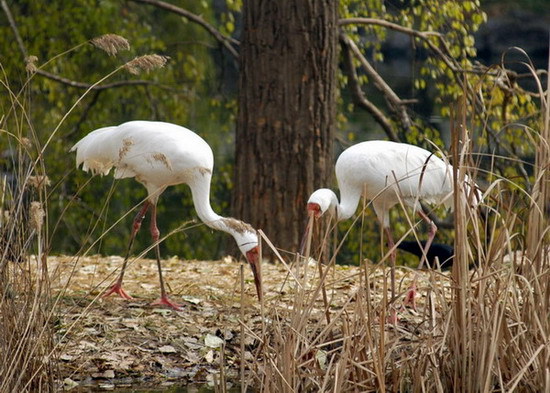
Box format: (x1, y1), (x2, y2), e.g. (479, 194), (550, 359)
(1, 0), (238, 261)
(0, 0), (546, 265)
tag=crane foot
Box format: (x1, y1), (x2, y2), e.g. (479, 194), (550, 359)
(103, 283), (134, 300)
(151, 295), (183, 311)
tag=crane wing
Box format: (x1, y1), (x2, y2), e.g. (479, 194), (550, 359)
(70, 126), (119, 176)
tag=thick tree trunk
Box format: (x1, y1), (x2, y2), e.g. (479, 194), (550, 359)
(234, 1), (338, 257)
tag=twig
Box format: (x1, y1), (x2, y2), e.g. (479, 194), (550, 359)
(1, 1), (156, 90)
(339, 33), (398, 142)
(35, 69), (157, 90)
(65, 90), (103, 140)
(1, 0), (27, 58)
(341, 32), (413, 136)
(129, 0), (239, 59)
(339, 17), (442, 39)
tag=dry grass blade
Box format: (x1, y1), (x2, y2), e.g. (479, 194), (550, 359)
(1, 80), (56, 392)
(249, 58), (549, 392)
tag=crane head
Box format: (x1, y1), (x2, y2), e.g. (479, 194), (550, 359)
(300, 188), (339, 255)
(307, 188), (338, 218)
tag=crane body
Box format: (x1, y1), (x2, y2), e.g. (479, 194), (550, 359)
(305, 140), (479, 311)
(72, 121), (262, 309)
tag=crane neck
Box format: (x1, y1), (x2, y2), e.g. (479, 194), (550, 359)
(189, 174), (232, 235)
(336, 187), (361, 221)
(310, 188), (359, 222)
(188, 173), (257, 258)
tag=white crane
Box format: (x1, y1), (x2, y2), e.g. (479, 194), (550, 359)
(71, 120), (262, 310)
(304, 140), (479, 310)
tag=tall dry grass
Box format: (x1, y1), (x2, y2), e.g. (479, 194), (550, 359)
(244, 60), (549, 392)
(0, 77), (56, 391)
(0, 34), (168, 392)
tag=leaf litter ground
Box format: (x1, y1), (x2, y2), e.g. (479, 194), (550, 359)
(49, 254), (448, 391)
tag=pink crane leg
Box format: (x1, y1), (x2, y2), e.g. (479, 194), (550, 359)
(148, 203), (183, 311)
(384, 226), (398, 324)
(103, 202), (151, 300)
(403, 210), (438, 310)
(384, 226), (397, 301)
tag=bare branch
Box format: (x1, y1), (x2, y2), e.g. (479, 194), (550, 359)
(339, 18), (491, 127)
(34, 69), (157, 90)
(341, 33), (414, 135)
(339, 17), (442, 39)
(341, 17), (538, 105)
(340, 17), (466, 87)
(340, 34), (399, 142)
(65, 90), (103, 140)
(1, 1), (160, 91)
(339, 17), (461, 74)
(1, 0), (27, 58)
(129, 0), (239, 59)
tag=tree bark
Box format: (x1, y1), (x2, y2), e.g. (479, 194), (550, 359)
(234, 0), (338, 257)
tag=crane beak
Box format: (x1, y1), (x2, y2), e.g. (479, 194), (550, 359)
(299, 206), (318, 255)
(245, 246), (262, 301)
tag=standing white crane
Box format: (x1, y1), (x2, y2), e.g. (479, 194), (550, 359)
(71, 120), (262, 310)
(304, 140), (479, 310)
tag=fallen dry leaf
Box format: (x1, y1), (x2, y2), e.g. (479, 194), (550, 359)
(204, 334), (224, 349)
(159, 345), (177, 354)
(92, 369), (115, 379)
(47, 254), (446, 389)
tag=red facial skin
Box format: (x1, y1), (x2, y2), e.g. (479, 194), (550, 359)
(307, 202), (322, 219)
(246, 246), (262, 300)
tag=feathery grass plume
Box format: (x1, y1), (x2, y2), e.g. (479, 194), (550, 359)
(29, 201), (45, 232)
(20, 137), (32, 148)
(26, 175), (51, 190)
(124, 54), (169, 75)
(90, 34), (130, 56)
(25, 55), (38, 73)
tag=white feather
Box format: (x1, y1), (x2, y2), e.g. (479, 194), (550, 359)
(309, 140), (478, 227)
(71, 120), (257, 255)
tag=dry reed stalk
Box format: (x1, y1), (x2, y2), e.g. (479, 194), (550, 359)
(252, 59), (549, 392)
(240, 264), (247, 393)
(515, 52), (550, 393)
(0, 92), (56, 392)
(0, 33), (173, 391)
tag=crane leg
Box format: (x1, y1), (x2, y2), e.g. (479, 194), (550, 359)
(384, 227), (399, 324)
(104, 201), (151, 299)
(404, 210), (438, 310)
(417, 210), (437, 269)
(149, 203), (183, 311)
